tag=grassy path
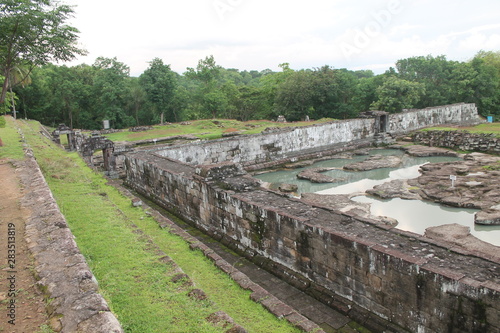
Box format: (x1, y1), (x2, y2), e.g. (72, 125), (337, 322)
(18, 119), (301, 333)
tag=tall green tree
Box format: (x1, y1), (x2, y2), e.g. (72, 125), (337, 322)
(140, 58), (178, 123)
(0, 0), (86, 105)
(395, 55), (456, 107)
(469, 51), (500, 117)
(92, 57), (133, 129)
(274, 69), (316, 121)
(126, 78), (147, 126)
(311, 67), (359, 119)
(371, 76), (425, 112)
(184, 55), (226, 119)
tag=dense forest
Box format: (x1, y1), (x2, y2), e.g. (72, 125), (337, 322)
(4, 51), (500, 130)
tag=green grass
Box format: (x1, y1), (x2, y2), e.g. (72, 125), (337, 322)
(104, 118), (335, 142)
(0, 115), (26, 160)
(19, 119), (300, 333)
(421, 122), (500, 136)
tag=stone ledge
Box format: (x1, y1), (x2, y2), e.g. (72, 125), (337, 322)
(17, 150), (124, 333)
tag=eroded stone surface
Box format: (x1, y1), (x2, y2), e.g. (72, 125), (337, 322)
(401, 144), (458, 157)
(425, 224), (500, 261)
(366, 179), (421, 200)
(408, 153), (500, 212)
(18, 150), (124, 333)
(343, 155), (402, 171)
(301, 193), (398, 226)
(297, 167), (344, 183)
(475, 209), (500, 225)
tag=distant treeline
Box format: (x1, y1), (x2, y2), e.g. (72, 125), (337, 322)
(8, 51), (500, 129)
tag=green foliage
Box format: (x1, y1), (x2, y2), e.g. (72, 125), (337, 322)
(9, 50), (500, 129)
(422, 122), (500, 136)
(0, 0), (86, 105)
(36, 324), (56, 333)
(371, 76), (425, 112)
(483, 162), (500, 171)
(0, 116), (25, 160)
(140, 58), (178, 123)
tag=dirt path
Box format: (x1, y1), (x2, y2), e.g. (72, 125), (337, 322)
(0, 160), (49, 333)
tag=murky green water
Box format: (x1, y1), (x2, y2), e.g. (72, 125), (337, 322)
(254, 149), (500, 246)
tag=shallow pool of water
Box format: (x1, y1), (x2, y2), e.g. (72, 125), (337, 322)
(352, 196), (499, 246)
(256, 149), (458, 194)
(254, 149), (500, 246)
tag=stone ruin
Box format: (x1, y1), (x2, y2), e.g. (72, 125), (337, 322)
(123, 103), (499, 333)
(52, 123), (79, 151)
(52, 125), (117, 177)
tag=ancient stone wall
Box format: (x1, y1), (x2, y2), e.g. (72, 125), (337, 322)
(20, 149), (123, 333)
(413, 130), (500, 153)
(125, 153), (499, 333)
(156, 118), (376, 165)
(123, 103), (494, 332)
(388, 103), (481, 134)
(155, 103), (481, 166)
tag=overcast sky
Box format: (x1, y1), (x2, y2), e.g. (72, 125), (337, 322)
(62, 0), (500, 76)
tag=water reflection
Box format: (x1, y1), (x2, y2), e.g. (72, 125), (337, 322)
(352, 196), (499, 246)
(254, 149), (500, 246)
(256, 149), (457, 195)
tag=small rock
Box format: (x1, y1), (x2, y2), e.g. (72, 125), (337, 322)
(475, 209), (500, 225)
(206, 311), (234, 328)
(132, 198), (143, 207)
(297, 168), (343, 183)
(226, 325), (248, 333)
(404, 145), (458, 157)
(278, 183), (298, 193)
(344, 155), (402, 171)
(188, 289), (208, 301)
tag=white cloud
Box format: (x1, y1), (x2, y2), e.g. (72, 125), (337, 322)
(459, 33), (500, 51)
(62, 0), (500, 76)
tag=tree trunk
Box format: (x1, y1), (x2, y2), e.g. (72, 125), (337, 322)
(9, 87), (16, 120)
(160, 112), (164, 125)
(0, 75), (9, 105)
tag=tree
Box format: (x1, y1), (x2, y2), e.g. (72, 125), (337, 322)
(259, 63), (294, 119)
(140, 58), (178, 123)
(0, 75), (16, 114)
(184, 55), (227, 119)
(127, 78), (147, 126)
(92, 57), (133, 129)
(0, 0), (86, 105)
(274, 70), (316, 120)
(312, 67), (359, 119)
(469, 51), (500, 117)
(233, 85), (268, 121)
(372, 76), (425, 113)
(395, 55), (456, 107)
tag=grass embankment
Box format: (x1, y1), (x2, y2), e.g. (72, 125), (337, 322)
(17, 119), (301, 333)
(105, 118), (334, 142)
(422, 122), (500, 136)
(0, 115), (25, 160)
